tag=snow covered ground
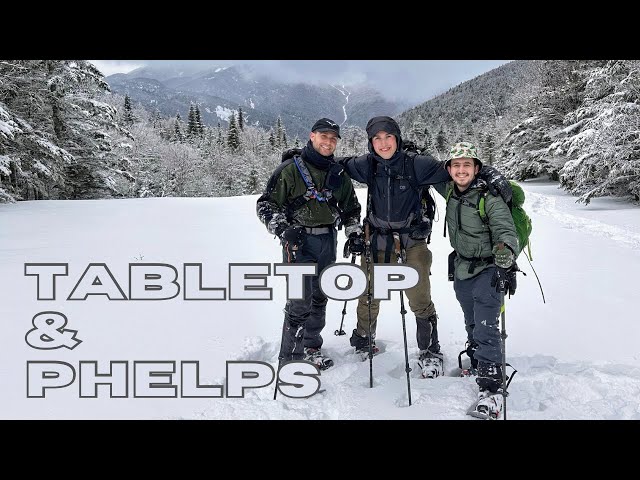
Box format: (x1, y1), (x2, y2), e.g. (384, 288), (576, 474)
(1, 179), (639, 419)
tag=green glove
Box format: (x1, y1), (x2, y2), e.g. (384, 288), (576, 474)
(492, 244), (514, 269)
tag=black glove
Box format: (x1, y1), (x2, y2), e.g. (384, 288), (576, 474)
(410, 219), (433, 240)
(281, 225), (306, 248)
(478, 166), (513, 206)
(490, 266), (511, 294)
(507, 268), (517, 296)
(344, 232), (364, 257)
(268, 215), (289, 237)
(281, 225), (305, 263)
(490, 264), (519, 295)
(281, 147), (302, 162)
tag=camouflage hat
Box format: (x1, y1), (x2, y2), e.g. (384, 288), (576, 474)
(446, 142), (482, 167)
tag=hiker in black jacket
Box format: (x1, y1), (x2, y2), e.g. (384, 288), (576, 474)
(256, 118), (362, 370)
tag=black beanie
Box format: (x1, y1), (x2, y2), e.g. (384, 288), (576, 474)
(366, 116), (401, 139)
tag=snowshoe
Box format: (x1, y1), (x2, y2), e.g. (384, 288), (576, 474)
(355, 344), (381, 361)
(350, 329), (380, 361)
(417, 350), (444, 378)
(303, 347), (334, 371)
(467, 390), (504, 420)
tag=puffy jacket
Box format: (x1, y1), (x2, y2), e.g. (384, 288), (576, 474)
(435, 179), (518, 281)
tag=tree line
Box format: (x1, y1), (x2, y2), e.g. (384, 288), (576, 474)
(2, 60), (639, 205)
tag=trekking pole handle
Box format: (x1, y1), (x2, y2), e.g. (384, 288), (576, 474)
(393, 232), (402, 263)
(393, 232), (406, 264)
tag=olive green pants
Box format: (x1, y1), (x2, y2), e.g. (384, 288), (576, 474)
(355, 241), (437, 346)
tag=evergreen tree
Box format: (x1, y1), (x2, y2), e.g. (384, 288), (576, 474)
(246, 165), (259, 194)
(463, 121), (475, 143)
(0, 60), (125, 200)
(195, 105), (204, 136)
(423, 128), (433, 152)
(436, 126), (448, 154)
(174, 116), (184, 143)
(123, 94), (134, 125)
(152, 108), (162, 129)
(187, 103), (198, 138)
(227, 113), (240, 150)
(481, 132), (495, 166)
(238, 107), (244, 130)
(268, 130), (276, 149)
(216, 122), (224, 145)
(275, 116), (284, 148)
(409, 114), (426, 145)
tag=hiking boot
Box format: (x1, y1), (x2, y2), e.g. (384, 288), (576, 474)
(303, 347), (334, 371)
(476, 361), (503, 393)
(417, 350), (444, 378)
(349, 329), (380, 359)
(459, 341), (479, 376)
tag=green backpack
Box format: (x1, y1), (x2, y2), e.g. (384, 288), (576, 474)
(446, 180), (533, 260)
(503, 181), (533, 259)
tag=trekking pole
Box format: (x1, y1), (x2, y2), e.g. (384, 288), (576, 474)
(274, 350), (284, 400)
(335, 254), (356, 336)
(364, 222), (374, 388)
(393, 232), (412, 406)
(500, 290), (508, 420)
(523, 251), (546, 303)
(274, 242), (300, 400)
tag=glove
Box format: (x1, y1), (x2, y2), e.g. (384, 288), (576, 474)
(507, 267), (517, 296)
(492, 244), (514, 269)
(281, 225), (305, 263)
(344, 232), (364, 257)
(490, 266), (511, 293)
(281, 147), (302, 162)
(281, 225), (306, 248)
(490, 265), (519, 295)
(478, 166), (513, 206)
(267, 214), (289, 237)
(409, 218), (432, 240)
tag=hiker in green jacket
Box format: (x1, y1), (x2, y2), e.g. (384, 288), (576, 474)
(256, 118), (362, 370)
(435, 141), (518, 416)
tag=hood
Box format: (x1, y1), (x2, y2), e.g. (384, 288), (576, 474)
(366, 115), (403, 155)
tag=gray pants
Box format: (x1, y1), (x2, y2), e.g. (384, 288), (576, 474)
(356, 241), (439, 352)
(453, 267), (502, 364)
(279, 229), (337, 361)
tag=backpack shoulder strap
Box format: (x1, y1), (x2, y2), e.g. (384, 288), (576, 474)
(445, 182), (455, 205)
(289, 155), (343, 223)
(477, 189), (490, 224)
(365, 156), (377, 219)
(403, 151), (420, 194)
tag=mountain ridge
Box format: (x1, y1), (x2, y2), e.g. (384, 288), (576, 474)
(107, 64), (411, 138)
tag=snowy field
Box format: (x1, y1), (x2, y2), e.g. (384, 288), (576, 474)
(1, 178), (639, 419)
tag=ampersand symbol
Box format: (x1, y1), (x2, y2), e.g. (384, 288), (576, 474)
(25, 311), (82, 350)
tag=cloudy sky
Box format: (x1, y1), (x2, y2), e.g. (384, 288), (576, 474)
(90, 60), (511, 104)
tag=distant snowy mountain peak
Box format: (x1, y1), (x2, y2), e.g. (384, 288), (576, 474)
(106, 64), (410, 137)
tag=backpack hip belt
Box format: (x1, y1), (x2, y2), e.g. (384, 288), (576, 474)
(456, 253), (494, 274)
